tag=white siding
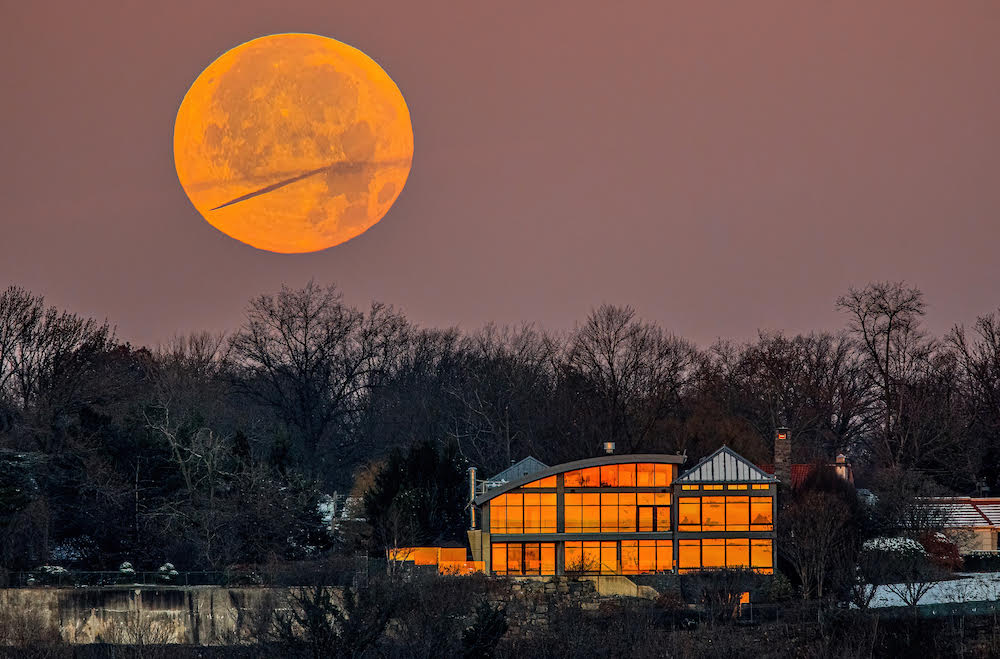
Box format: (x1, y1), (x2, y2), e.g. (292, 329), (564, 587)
(677, 446), (776, 483)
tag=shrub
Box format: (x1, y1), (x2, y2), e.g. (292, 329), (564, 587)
(918, 532), (963, 572)
(961, 551), (1000, 572)
(157, 562), (179, 584)
(31, 565), (70, 586)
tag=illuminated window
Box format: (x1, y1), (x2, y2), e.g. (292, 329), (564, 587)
(637, 463), (656, 487)
(508, 543), (522, 573)
(490, 490), (556, 534)
(524, 543), (540, 573)
(726, 539), (750, 568)
(591, 540), (673, 575)
(638, 505), (654, 532)
(752, 484), (770, 490)
(751, 539), (773, 570)
(600, 465), (619, 486)
(619, 493), (637, 532)
(678, 498), (701, 531)
(750, 497), (773, 531)
(490, 503), (507, 533)
(681, 485), (698, 491)
(492, 542), (557, 575)
(601, 541), (617, 574)
(601, 493), (619, 532)
(507, 498), (523, 533)
(703, 484), (723, 490)
(582, 493), (600, 532)
(564, 493), (582, 532)
(702, 496), (725, 530)
(656, 540), (672, 571)
(679, 540), (700, 570)
(654, 464), (673, 487)
(491, 543), (507, 573)
(565, 541), (602, 573)
(541, 543), (556, 573)
(566, 467), (599, 487)
(727, 484), (747, 490)
(725, 496), (749, 531)
(522, 475), (557, 488)
(621, 540), (640, 574)
(655, 492), (671, 531)
(702, 539), (725, 568)
(540, 495), (557, 532)
(618, 463), (637, 486)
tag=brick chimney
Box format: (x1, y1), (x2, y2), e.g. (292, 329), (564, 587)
(774, 427), (791, 485)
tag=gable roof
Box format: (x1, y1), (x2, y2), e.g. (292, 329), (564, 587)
(677, 446), (777, 483)
(488, 456), (548, 483)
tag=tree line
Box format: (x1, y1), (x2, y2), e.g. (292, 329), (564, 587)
(1, 280), (999, 572)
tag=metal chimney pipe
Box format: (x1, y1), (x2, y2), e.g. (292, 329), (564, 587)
(468, 467), (477, 529)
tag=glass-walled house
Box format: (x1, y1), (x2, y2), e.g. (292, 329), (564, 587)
(471, 447), (776, 576)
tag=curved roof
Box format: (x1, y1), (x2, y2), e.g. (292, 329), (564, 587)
(473, 453), (685, 505)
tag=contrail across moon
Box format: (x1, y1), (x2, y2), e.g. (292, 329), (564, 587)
(210, 158), (413, 211)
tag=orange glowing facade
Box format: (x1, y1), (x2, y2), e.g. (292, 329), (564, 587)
(472, 447), (776, 576)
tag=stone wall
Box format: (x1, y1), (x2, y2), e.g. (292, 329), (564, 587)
(0, 586), (294, 645)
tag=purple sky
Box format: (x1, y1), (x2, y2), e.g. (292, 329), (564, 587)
(2, 1), (998, 347)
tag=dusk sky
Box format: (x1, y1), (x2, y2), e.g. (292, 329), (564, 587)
(3, 1), (998, 348)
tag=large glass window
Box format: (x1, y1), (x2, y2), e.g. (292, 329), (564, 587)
(678, 498), (700, 531)
(675, 495), (767, 532)
(491, 542), (556, 574)
(726, 496), (749, 531)
(726, 538), (750, 567)
(678, 539), (700, 569)
(564, 491), (668, 533)
(564, 541), (611, 573)
(567, 540), (672, 574)
(620, 540), (673, 573)
(702, 538), (725, 568)
(750, 497), (773, 531)
(490, 492), (556, 533)
(564, 463), (673, 488)
(751, 539), (773, 569)
(702, 496), (725, 530)
(675, 539), (773, 572)
(522, 475), (557, 488)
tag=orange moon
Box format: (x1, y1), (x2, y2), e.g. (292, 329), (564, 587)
(173, 33), (413, 253)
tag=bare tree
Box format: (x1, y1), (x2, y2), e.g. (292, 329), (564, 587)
(779, 490), (853, 599)
(716, 331), (873, 462)
(446, 324), (556, 471)
(564, 304), (695, 453)
(883, 543), (939, 609)
(229, 282), (409, 477)
(950, 310), (1000, 487)
(837, 282), (933, 468)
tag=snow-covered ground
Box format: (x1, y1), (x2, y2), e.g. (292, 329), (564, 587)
(867, 572), (1000, 608)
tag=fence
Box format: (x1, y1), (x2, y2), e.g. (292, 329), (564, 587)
(7, 570), (227, 588)
(5, 555), (375, 589)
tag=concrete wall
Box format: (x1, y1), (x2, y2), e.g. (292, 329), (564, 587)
(0, 586), (299, 645)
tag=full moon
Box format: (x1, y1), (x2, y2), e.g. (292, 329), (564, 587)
(173, 33), (413, 253)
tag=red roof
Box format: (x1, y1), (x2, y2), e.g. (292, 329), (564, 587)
(759, 462), (854, 489)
